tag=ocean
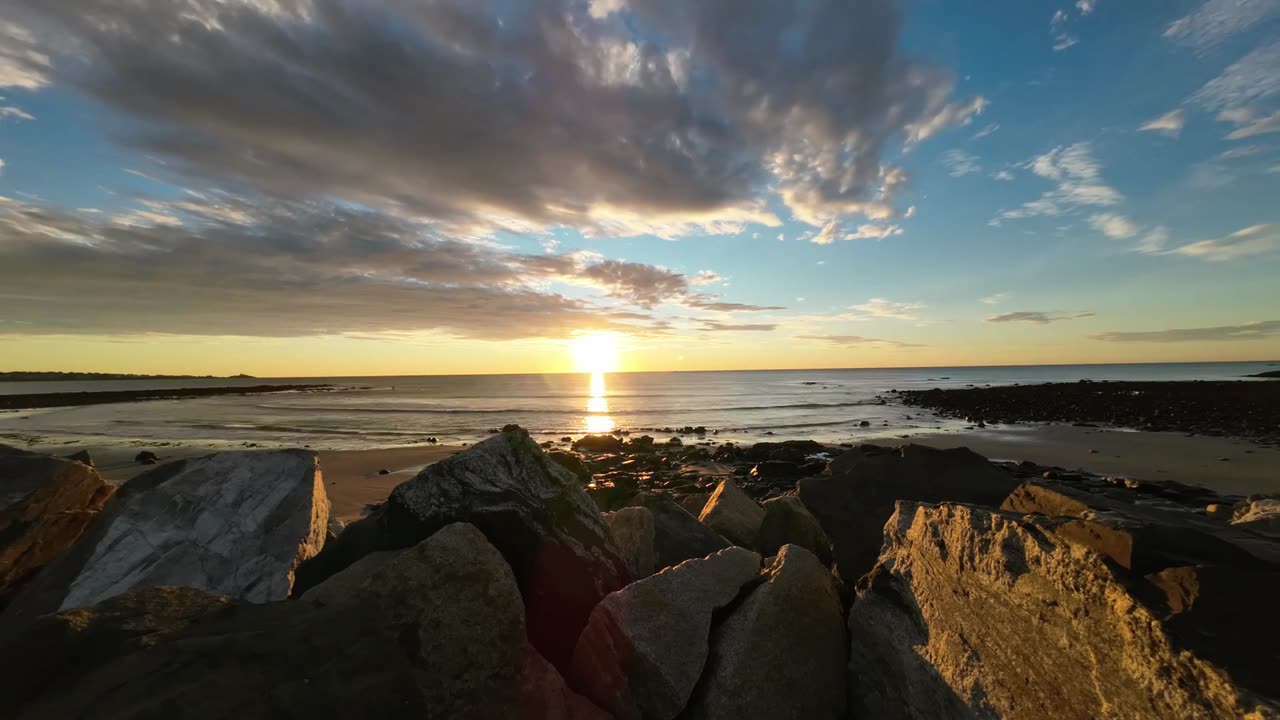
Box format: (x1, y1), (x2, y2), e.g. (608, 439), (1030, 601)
(0, 362), (1274, 450)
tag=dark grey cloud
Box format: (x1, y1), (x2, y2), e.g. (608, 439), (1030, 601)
(4, 0), (983, 233)
(796, 335), (924, 348)
(1090, 320), (1280, 343)
(699, 320), (777, 332)
(0, 195), (763, 338)
(985, 311), (1095, 325)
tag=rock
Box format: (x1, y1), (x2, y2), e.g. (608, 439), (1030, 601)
(378, 468), (390, 475)
(65, 449), (94, 467)
(688, 545), (845, 720)
(800, 444), (1019, 585)
(699, 479), (765, 548)
(677, 492), (709, 517)
(747, 460), (807, 481)
(739, 440), (826, 463)
(574, 434), (624, 453)
(133, 451), (158, 464)
(630, 494), (730, 569)
(1233, 496), (1280, 536)
(518, 642), (615, 720)
(754, 496), (832, 565)
(293, 431), (627, 671)
(326, 516), (346, 540)
(3, 450), (327, 626)
(549, 450), (593, 484)
(603, 507), (657, 580)
(0, 445), (118, 608)
(568, 547), (762, 720)
(846, 502), (1278, 720)
(502, 423), (524, 433)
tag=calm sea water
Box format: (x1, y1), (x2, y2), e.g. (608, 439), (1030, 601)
(0, 362), (1274, 450)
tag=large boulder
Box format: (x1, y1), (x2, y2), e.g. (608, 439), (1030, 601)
(754, 495), (832, 565)
(604, 507), (657, 580)
(629, 494), (730, 570)
(800, 444), (1019, 585)
(549, 450), (593, 484)
(698, 479), (765, 548)
(3, 450), (327, 626)
(0, 445), (117, 607)
(846, 502), (1278, 719)
(568, 547), (762, 720)
(688, 545), (846, 720)
(293, 430), (627, 671)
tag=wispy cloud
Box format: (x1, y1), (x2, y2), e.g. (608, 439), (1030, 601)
(810, 221), (904, 244)
(699, 320), (777, 332)
(852, 298), (925, 320)
(1190, 40), (1280, 121)
(796, 335), (925, 348)
(991, 169), (1015, 181)
(1165, 0), (1280, 53)
(1166, 224), (1280, 261)
(979, 292), (1012, 305)
(1139, 108), (1186, 137)
(1216, 145), (1265, 160)
(1076, 0), (1097, 14)
(993, 143), (1121, 224)
(1051, 10), (1078, 51)
(971, 123), (1000, 140)
(1226, 110), (1280, 139)
(986, 310), (1095, 324)
(941, 149), (982, 177)
(1088, 213), (1141, 239)
(1092, 320), (1280, 343)
(690, 270), (724, 286)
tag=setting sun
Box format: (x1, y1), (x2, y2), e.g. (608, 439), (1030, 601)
(570, 333), (623, 374)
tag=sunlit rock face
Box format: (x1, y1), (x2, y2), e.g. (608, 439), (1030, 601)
(3, 450), (328, 625)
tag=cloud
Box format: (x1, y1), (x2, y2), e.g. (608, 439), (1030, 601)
(1166, 224), (1280, 261)
(1076, 0), (1097, 14)
(941, 149), (982, 177)
(979, 292), (1011, 305)
(1164, 0), (1280, 53)
(699, 320), (777, 332)
(986, 311), (1095, 324)
(1088, 213), (1141, 239)
(1216, 145), (1265, 160)
(795, 335), (924, 348)
(1191, 40), (1280, 118)
(810, 220), (903, 244)
(994, 143), (1122, 223)
(991, 169), (1015, 181)
(3, 0), (985, 236)
(0, 194), (777, 338)
(1226, 110), (1280, 139)
(852, 298), (924, 320)
(690, 270), (724, 286)
(1136, 226), (1170, 254)
(1091, 320), (1280, 343)
(0, 103), (34, 121)
(971, 123), (1000, 140)
(1139, 108), (1186, 137)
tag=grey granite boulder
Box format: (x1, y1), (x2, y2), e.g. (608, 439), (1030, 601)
(754, 495), (832, 564)
(0, 445), (117, 607)
(293, 430), (628, 671)
(3, 450), (327, 625)
(688, 545), (846, 720)
(568, 547), (761, 720)
(604, 506), (657, 580)
(847, 502), (1278, 720)
(698, 478), (765, 548)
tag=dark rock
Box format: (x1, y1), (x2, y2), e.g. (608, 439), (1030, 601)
(548, 450), (592, 484)
(573, 434), (624, 453)
(293, 431), (627, 671)
(629, 494), (731, 570)
(0, 445), (118, 608)
(754, 496), (832, 565)
(603, 507), (656, 580)
(377, 468), (390, 475)
(65, 450), (94, 467)
(133, 451), (158, 464)
(501, 423), (523, 433)
(799, 444), (1019, 585)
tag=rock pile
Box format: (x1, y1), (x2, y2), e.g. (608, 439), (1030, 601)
(0, 433), (1275, 719)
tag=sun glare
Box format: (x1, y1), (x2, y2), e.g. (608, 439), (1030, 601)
(570, 333), (622, 374)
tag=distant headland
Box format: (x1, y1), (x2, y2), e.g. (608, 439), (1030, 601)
(0, 371), (258, 382)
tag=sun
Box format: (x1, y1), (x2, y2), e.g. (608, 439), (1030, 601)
(570, 333), (622, 374)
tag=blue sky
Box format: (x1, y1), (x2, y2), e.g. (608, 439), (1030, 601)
(0, 0), (1277, 375)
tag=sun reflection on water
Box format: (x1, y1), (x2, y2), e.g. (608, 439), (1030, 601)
(584, 370), (614, 433)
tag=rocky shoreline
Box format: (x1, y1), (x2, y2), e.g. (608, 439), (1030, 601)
(0, 383), (333, 410)
(1, 430), (1276, 718)
(894, 380), (1280, 445)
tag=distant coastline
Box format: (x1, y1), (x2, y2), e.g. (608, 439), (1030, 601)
(0, 384), (330, 411)
(0, 371), (257, 382)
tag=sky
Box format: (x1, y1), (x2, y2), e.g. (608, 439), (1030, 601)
(0, 0), (1278, 376)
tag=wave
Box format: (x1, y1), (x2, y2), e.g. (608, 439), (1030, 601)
(249, 399), (879, 415)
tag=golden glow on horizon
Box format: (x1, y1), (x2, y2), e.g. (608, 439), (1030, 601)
(584, 370), (614, 433)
